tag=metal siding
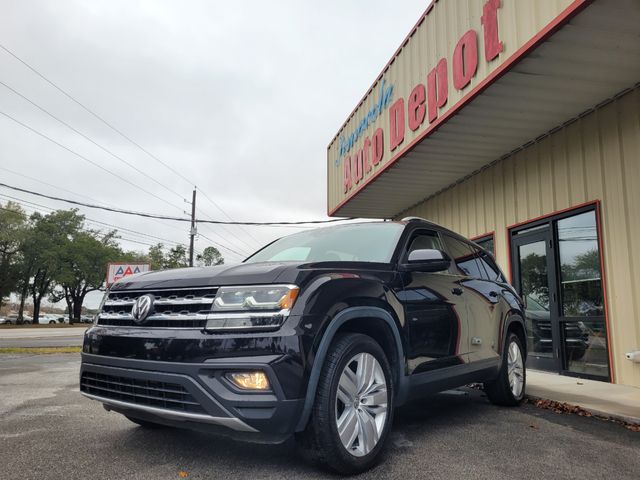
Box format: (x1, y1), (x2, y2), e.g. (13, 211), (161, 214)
(327, 0), (575, 213)
(403, 89), (640, 387)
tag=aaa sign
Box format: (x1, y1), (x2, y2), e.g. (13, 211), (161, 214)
(106, 263), (151, 287)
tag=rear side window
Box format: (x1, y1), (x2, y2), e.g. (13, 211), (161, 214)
(442, 235), (484, 278)
(474, 247), (503, 282)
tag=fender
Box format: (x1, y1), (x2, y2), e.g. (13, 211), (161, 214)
(294, 306), (407, 432)
(501, 312), (527, 360)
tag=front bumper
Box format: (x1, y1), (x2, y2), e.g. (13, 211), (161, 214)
(80, 352), (304, 441)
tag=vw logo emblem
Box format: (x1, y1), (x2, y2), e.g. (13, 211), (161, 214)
(131, 294), (154, 324)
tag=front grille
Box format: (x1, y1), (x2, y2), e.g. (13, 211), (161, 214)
(80, 371), (205, 414)
(98, 287), (217, 328)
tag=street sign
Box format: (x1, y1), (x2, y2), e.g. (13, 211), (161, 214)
(106, 263), (151, 287)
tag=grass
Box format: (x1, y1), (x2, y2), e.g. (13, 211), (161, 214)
(0, 346), (82, 354)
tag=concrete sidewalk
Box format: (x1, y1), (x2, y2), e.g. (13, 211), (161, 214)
(526, 369), (640, 425)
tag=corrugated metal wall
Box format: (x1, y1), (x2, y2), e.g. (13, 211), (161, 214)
(401, 87), (640, 387)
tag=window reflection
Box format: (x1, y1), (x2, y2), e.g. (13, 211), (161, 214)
(557, 212), (603, 317)
(563, 320), (609, 378)
(518, 241), (552, 359)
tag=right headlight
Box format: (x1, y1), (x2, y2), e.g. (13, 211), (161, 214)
(205, 285), (299, 332)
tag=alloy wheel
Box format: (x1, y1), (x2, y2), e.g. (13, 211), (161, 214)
(507, 341), (524, 398)
(334, 352), (388, 457)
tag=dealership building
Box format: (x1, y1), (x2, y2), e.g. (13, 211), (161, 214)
(327, 0), (640, 387)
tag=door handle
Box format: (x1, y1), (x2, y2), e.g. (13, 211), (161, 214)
(451, 287), (464, 296)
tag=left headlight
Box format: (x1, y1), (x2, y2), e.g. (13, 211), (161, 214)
(205, 285), (299, 332)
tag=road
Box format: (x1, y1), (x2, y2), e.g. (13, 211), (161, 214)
(0, 327), (86, 348)
(1, 354), (638, 480)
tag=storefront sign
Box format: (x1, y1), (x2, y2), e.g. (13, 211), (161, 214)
(341, 0), (503, 195)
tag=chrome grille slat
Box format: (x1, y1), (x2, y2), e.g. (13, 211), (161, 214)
(98, 287), (218, 328)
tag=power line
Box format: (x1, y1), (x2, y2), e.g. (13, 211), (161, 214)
(197, 232), (246, 259)
(0, 203), (167, 250)
(0, 168), (245, 256)
(0, 165), (199, 237)
(0, 182), (355, 225)
(0, 194), (200, 253)
(0, 42), (194, 187)
(0, 42), (268, 247)
(0, 79), (189, 206)
(196, 187), (262, 246)
(0, 109), (187, 215)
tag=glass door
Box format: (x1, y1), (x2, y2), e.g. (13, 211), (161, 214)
(511, 228), (561, 373)
(510, 206), (610, 381)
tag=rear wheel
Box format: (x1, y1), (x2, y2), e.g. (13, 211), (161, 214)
(297, 333), (394, 474)
(485, 332), (526, 406)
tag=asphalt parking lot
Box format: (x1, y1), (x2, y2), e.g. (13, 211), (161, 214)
(1, 354), (638, 480)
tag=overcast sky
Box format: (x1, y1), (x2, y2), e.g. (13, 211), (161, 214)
(0, 0), (429, 308)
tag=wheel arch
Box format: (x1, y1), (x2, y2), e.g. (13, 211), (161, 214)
(295, 306), (406, 432)
(504, 313), (527, 359)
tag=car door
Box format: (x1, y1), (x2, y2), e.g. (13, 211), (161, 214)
(396, 229), (470, 374)
(441, 234), (502, 365)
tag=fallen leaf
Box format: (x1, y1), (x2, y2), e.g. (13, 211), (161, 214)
(179, 472), (188, 478)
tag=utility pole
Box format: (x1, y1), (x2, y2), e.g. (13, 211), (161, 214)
(189, 188), (197, 267)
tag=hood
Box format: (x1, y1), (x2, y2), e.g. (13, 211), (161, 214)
(110, 262), (299, 291)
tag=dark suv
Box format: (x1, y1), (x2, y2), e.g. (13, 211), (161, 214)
(81, 219), (526, 474)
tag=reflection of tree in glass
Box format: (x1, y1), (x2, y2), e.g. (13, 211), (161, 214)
(561, 249), (600, 281)
(520, 253), (549, 308)
(561, 248), (603, 317)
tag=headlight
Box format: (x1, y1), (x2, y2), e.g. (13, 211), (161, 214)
(205, 285), (299, 332)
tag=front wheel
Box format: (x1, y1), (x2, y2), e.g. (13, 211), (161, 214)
(297, 333), (394, 475)
(484, 332), (526, 406)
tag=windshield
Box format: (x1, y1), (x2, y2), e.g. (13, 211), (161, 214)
(245, 223), (403, 264)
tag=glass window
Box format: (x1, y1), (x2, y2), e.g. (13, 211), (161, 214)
(245, 223), (403, 264)
(474, 235), (495, 256)
(442, 235), (484, 278)
(472, 246), (503, 282)
(557, 211), (603, 317)
(518, 240), (552, 359)
(562, 319), (609, 378)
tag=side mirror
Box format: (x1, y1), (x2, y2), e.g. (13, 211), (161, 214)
(400, 249), (451, 272)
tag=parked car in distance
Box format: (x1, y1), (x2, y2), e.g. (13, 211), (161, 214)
(81, 218), (527, 474)
(0, 316), (9, 325)
(80, 315), (94, 324)
(3, 313), (33, 325)
(39, 315), (62, 325)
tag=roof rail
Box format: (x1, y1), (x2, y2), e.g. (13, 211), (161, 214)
(401, 216), (430, 222)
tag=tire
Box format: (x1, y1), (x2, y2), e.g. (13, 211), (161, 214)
(49, 321), (56, 325)
(485, 332), (526, 406)
(125, 416), (169, 429)
(296, 333), (394, 475)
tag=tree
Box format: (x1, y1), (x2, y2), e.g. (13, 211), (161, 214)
(19, 210), (84, 323)
(0, 202), (27, 308)
(147, 243), (189, 269)
(51, 230), (121, 323)
(197, 246), (224, 266)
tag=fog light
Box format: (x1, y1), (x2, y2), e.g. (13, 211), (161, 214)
(226, 371), (270, 390)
